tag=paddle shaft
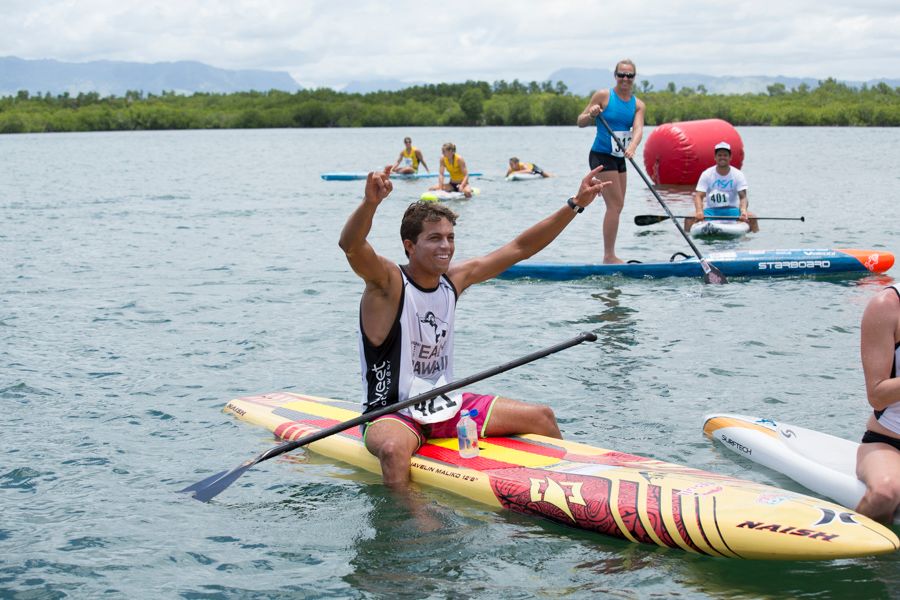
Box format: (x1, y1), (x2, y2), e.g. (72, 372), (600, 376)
(635, 214), (805, 226)
(597, 115), (725, 283)
(182, 331), (597, 501)
(252, 331), (596, 463)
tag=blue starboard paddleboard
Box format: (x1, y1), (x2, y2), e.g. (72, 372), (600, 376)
(499, 249), (894, 281)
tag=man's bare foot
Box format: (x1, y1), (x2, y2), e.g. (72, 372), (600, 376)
(603, 256), (625, 264)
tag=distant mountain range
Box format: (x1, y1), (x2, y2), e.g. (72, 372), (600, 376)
(547, 68), (900, 96)
(0, 56), (302, 96)
(2, 56), (897, 98)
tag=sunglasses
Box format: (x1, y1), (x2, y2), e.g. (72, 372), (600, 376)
(615, 72), (635, 79)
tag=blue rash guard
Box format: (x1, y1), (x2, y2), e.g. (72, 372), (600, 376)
(591, 88), (637, 155)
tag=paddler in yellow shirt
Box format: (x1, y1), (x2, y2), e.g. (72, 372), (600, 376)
(392, 137), (429, 175)
(429, 142), (473, 197)
(507, 157), (551, 178)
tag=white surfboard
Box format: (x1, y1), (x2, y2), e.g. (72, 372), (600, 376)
(702, 413), (900, 524)
(690, 220), (750, 239)
(506, 172), (543, 181)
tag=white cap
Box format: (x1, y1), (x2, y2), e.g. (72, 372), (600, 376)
(714, 141), (731, 152)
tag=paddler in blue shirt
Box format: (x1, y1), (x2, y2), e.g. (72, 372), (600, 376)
(577, 59), (646, 264)
(507, 157), (551, 178)
(392, 137), (429, 175)
(429, 142), (473, 197)
(856, 284), (900, 524)
(339, 165), (610, 495)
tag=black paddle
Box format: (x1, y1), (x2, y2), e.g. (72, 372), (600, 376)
(635, 215), (805, 226)
(597, 115), (727, 284)
(180, 331), (598, 502)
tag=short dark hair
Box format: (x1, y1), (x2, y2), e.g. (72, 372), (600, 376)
(400, 202), (458, 256)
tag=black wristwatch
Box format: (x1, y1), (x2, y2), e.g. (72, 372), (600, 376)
(567, 197), (584, 214)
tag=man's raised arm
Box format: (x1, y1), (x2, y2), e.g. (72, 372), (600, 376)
(339, 168), (394, 286)
(449, 166), (611, 292)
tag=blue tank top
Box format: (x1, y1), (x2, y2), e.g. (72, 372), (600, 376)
(591, 88), (637, 155)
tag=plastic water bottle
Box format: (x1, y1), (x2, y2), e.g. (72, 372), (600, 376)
(457, 409), (480, 458)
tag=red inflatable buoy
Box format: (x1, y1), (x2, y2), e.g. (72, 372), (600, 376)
(642, 119), (744, 185)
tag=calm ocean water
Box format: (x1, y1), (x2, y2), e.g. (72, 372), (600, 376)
(2, 125), (899, 598)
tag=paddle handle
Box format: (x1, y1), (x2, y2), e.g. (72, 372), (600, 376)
(253, 331), (598, 465)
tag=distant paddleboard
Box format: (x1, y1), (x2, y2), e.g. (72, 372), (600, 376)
(420, 187), (481, 202)
(506, 172), (544, 181)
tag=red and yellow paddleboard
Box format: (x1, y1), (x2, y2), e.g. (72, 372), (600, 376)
(224, 392), (899, 560)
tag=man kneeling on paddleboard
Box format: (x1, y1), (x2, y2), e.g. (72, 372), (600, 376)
(339, 165), (609, 490)
(684, 141), (759, 233)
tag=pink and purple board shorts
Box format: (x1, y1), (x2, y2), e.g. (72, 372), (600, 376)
(361, 392), (497, 448)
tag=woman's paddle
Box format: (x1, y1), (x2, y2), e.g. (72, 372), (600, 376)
(635, 215), (805, 226)
(597, 115), (727, 284)
(180, 331), (598, 502)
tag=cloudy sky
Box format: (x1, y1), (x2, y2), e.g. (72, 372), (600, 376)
(3, 1), (898, 88)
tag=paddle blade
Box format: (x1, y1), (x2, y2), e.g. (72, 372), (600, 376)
(179, 470), (229, 494)
(634, 215), (671, 226)
(181, 462), (255, 502)
(700, 260), (728, 285)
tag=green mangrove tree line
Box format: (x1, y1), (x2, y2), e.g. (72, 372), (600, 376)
(1, 77), (898, 134)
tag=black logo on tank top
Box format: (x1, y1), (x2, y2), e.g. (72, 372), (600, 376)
(413, 311), (450, 377)
(419, 311), (448, 343)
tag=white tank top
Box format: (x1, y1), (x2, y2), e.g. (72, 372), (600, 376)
(875, 285), (900, 434)
(357, 266), (457, 419)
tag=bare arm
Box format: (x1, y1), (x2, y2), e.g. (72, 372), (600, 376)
(338, 167), (396, 289)
(577, 90), (608, 128)
(458, 157), (469, 188)
(738, 190), (749, 220)
(417, 150), (429, 172)
(693, 191), (706, 220)
(861, 290), (900, 411)
(625, 98), (646, 159)
(448, 167), (611, 292)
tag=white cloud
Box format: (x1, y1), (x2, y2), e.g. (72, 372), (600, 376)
(1, 0), (898, 87)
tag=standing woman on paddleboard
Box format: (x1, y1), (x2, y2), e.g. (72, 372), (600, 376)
(577, 59), (645, 264)
(856, 284), (900, 523)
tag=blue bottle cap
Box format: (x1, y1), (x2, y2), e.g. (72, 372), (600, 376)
(469, 409), (478, 418)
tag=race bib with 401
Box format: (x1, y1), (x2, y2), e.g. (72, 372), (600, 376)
(406, 375), (463, 424)
(610, 130), (632, 157)
(708, 191), (730, 205)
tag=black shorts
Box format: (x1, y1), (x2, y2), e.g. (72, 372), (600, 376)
(449, 182), (462, 192)
(862, 429), (900, 451)
(589, 151), (626, 173)
(531, 165), (545, 176)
